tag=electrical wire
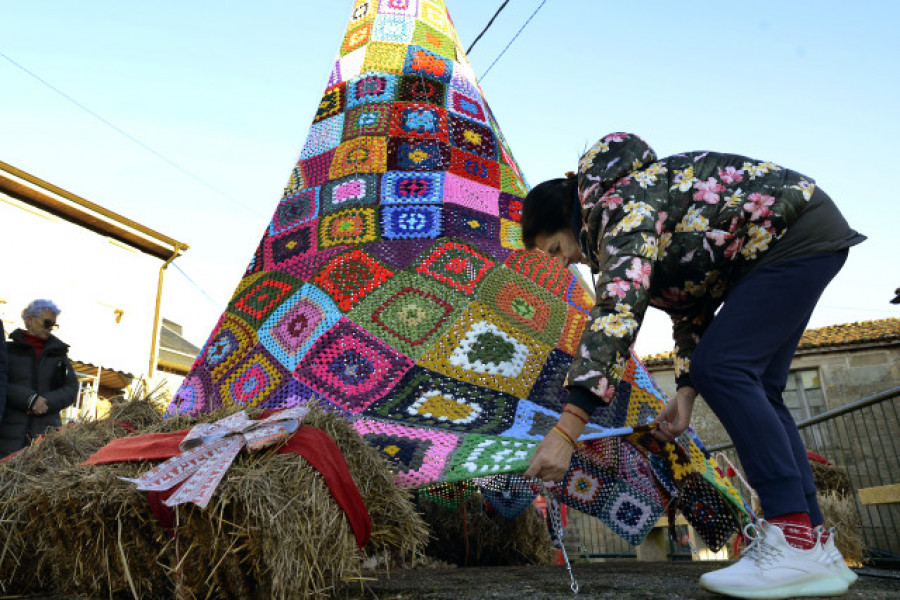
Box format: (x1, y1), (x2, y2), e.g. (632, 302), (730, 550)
(466, 0), (511, 55)
(479, 0), (549, 81)
(0, 49), (265, 217)
(172, 262), (224, 310)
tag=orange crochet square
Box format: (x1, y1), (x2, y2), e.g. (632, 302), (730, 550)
(558, 307), (589, 356)
(329, 137), (388, 179)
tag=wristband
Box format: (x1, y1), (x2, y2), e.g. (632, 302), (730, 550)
(562, 407), (588, 424)
(26, 394), (38, 410)
(551, 424), (578, 448)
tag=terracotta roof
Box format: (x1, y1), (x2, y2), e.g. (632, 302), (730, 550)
(640, 318), (900, 367)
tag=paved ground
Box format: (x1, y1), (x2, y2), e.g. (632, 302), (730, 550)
(336, 562), (900, 599)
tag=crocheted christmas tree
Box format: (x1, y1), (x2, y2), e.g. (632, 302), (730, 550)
(168, 0), (746, 549)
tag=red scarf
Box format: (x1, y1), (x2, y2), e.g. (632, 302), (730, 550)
(22, 332), (47, 358)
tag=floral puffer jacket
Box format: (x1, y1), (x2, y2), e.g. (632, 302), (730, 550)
(569, 133), (815, 405)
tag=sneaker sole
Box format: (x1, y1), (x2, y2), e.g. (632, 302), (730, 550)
(700, 573), (848, 599)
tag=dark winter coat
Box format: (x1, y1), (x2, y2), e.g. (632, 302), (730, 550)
(0, 320), (7, 420)
(567, 133), (863, 413)
(1, 328), (78, 456)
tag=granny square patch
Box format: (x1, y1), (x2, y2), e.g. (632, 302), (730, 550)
(448, 113), (497, 159)
(599, 481), (664, 546)
(295, 319), (414, 413)
(320, 173), (380, 213)
(371, 14), (414, 44)
(282, 163), (306, 199)
(412, 19), (455, 60)
(561, 456), (617, 514)
(365, 366), (518, 434)
(418, 302), (550, 398)
(389, 102), (449, 140)
(230, 274), (301, 329)
(397, 75), (446, 106)
(350, 0), (377, 25)
(219, 346), (287, 409)
(500, 163), (528, 197)
(365, 239), (436, 270)
(448, 69), (480, 98)
(450, 148), (500, 187)
(347, 271), (463, 358)
(447, 88), (487, 124)
(403, 45), (452, 83)
(362, 41), (407, 75)
(504, 250), (570, 299)
(341, 21), (372, 56)
(414, 239), (495, 294)
(527, 349), (573, 409)
(338, 47), (367, 84)
(382, 204), (442, 240)
(499, 218), (523, 250)
(379, 0), (419, 17)
(500, 399), (563, 441)
(255, 377), (319, 412)
(346, 71), (399, 108)
(319, 207), (380, 247)
(558, 306), (589, 357)
(618, 442), (663, 502)
(269, 187), (319, 235)
(381, 170), (444, 204)
(495, 194), (521, 226)
(387, 137), (451, 171)
(301, 113), (345, 160)
(169, 367), (216, 417)
(443, 173), (500, 216)
(353, 418), (459, 488)
(313, 83), (345, 123)
(443, 204), (499, 244)
(444, 434), (537, 482)
(312, 248), (395, 311)
(567, 276), (594, 314)
(477, 268), (567, 345)
(329, 136), (388, 179)
(343, 103), (392, 140)
(419, 0), (451, 35)
(259, 283), (342, 371)
(477, 474), (537, 520)
(262, 221), (318, 272)
(300, 150), (335, 187)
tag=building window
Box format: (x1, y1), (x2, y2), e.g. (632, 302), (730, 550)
(783, 368), (830, 450)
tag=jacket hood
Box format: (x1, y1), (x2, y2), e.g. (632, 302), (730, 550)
(577, 133), (658, 210)
(9, 328), (69, 352)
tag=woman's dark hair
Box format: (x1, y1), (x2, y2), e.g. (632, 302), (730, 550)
(521, 176), (578, 249)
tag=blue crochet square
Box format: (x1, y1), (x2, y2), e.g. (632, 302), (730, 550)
(382, 205), (442, 240)
(372, 14), (414, 44)
(346, 71), (399, 108)
(381, 171), (444, 204)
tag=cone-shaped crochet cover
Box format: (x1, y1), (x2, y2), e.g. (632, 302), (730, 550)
(168, 0), (746, 549)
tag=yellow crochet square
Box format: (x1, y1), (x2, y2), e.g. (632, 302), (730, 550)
(500, 218), (524, 250)
(420, 0), (451, 35)
(329, 137), (388, 179)
(350, 0), (379, 25)
(413, 21), (455, 60)
(362, 41), (406, 74)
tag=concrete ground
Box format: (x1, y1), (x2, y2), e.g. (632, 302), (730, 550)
(336, 562), (900, 599)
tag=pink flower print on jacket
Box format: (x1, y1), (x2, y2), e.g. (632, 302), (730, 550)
(606, 277), (632, 299)
(743, 193), (776, 221)
(693, 178), (725, 204)
(625, 257), (651, 289)
(717, 166), (744, 184)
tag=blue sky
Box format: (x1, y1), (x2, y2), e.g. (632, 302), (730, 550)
(2, 0), (897, 355)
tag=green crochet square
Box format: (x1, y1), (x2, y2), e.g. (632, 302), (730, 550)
(444, 434), (537, 482)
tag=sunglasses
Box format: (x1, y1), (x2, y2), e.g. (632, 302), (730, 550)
(42, 319), (58, 330)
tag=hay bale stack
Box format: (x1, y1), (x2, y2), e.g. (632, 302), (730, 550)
(0, 400), (428, 599)
(418, 493), (556, 566)
(811, 459), (863, 564)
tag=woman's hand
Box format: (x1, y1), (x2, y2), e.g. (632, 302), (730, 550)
(524, 404), (588, 482)
(651, 386), (697, 443)
(31, 396), (49, 415)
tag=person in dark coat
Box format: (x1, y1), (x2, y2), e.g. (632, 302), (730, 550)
(521, 133), (864, 599)
(0, 319), (8, 423)
(2, 299), (78, 457)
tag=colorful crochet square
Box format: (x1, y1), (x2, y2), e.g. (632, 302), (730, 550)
(230, 275), (300, 329)
(387, 137), (451, 171)
(262, 221), (318, 274)
(379, 0), (419, 18)
(294, 318), (414, 413)
(346, 71), (399, 108)
(382, 204), (442, 239)
(397, 75), (446, 106)
(449, 148), (500, 187)
(419, 0), (451, 35)
(558, 306), (589, 356)
(599, 481), (665, 546)
(444, 172), (500, 215)
(477, 474), (537, 520)
(372, 14), (415, 44)
(343, 103), (392, 140)
(341, 21), (373, 56)
(362, 41), (407, 75)
(169, 367), (215, 417)
(444, 434), (537, 482)
(412, 20), (455, 60)
(218, 346), (287, 409)
(381, 170), (444, 204)
(319, 207), (380, 247)
(365, 366), (518, 434)
(270, 187), (319, 234)
(418, 302), (550, 398)
(446, 88), (487, 125)
(300, 150), (335, 187)
(444, 205), (499, 245)
(500, 163), (528, 197)
(561, 456), (617, 514)
(389, 102), (449, 140)
(353, 418), (459, 487)
(314, 83), (345, 123)
(567, 276), (595, 314)
(258, 284), (342, 371)
(320, 173), (380, 213)
(350, 0), (377, 24)
(527, 349), (573, 409)
(501, 399), (564, 441)
(403, 45), (452, 83)
(301, 114), (345, 159)
(618, 442), (664, 502)
(347, 271), (463, 358)
(329, 136), (388, 179)
(312, 248), (395, 311)
(255, 378), (318, 412)
(477, 268), (567, 346)
(499, 218), (523, 250)
(504, 250), (570, 299)
(414, 239), (496, 294)
(448, 113), (497, 159)
(498, 192), (523, 223)
(282, 164), (306, 199)
(676, 474), (742, 552)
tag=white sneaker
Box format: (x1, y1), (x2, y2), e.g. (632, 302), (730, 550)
(699, 521), (849, 599)
(815, 525), (858, 585)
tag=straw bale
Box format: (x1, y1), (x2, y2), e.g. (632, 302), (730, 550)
(0, 399), (428, 599)
(810, 461), (853, 497)
(418, 493), (556, 566)
(818, 490), (865, 565)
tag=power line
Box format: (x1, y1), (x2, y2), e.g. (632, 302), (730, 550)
(171, 262), (224, 310)
(0, 49), (265, 217)
(479, 0), (549, 81)
(466, 0), (511, 55)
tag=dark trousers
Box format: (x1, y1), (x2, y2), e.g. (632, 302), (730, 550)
(690, 249), (848, 524)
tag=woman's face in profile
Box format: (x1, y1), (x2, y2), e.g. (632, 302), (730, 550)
(533, 229), (586, 268)
(25, 310), (57, 340)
